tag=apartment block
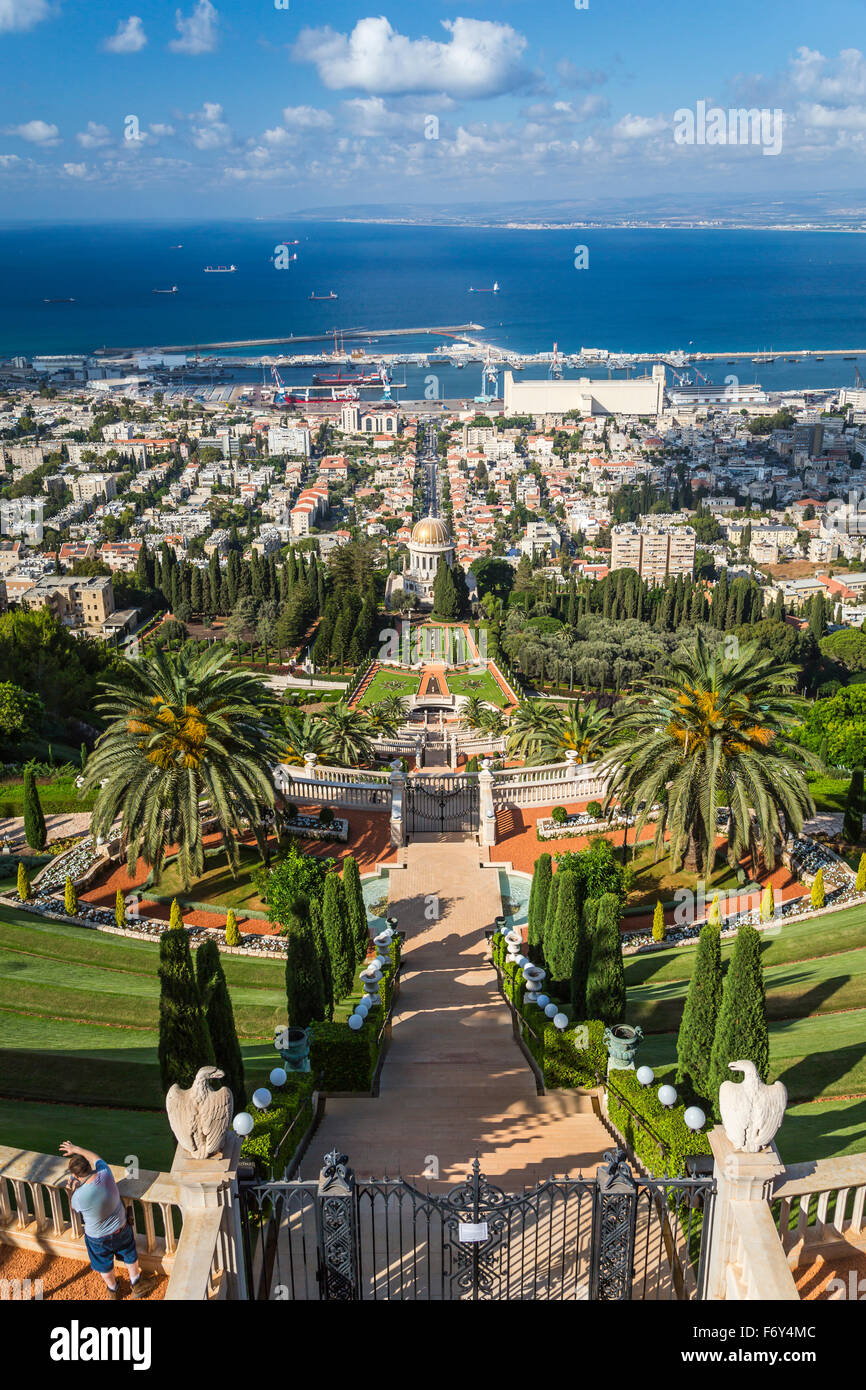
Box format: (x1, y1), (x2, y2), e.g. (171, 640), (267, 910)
(610, 522), (696, 583)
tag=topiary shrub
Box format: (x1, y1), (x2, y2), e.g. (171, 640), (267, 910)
(586, 801), (603, 820)
(857, 852), (866, 893)
(318, 806), (334, 829)
(652, 900), (665, 942)
(585, 893), (626, 1024)
(196, 937), (246, 1109)
(157, 929), (214, 1093)
(17, 861), (31, 902)
(23, 765), (46, 853)
(169, 898), (184, 930)
(309, 1020), (378, 1090)
(64, 875), (78, 916)
(115, 888), (126, 930)
(551, 806), (568, 825)
(810, 869), (825, 909)
(225, 908), (241, 947)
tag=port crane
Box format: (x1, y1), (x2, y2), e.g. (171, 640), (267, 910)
(474, 347), (500, 404)
(547, 342), (563, 380)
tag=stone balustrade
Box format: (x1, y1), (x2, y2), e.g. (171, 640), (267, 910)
(0, 1137), (244, 1301)
(772, 1153), (866, 1268)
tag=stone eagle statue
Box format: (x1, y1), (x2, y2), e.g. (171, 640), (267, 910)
(166, 1065), (234, 1160)
(718, 1060), (787, 1153)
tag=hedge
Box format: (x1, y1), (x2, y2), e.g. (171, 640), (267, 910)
(606, 1068), (712, 1178)
(308, 936), (401, 1091)
(239, 1074), (316, 1171)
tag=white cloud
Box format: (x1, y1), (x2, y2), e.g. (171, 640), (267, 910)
(61, 162), (89, 178)
(6, 119), (60, 145)
(188, 101), (232, 150)
(76, 122), (112, 149)
(0, 0), (51, 33)
(293, 16), (530, 98)
(149, 123), (175, 138)
(281, 105), (334, 130)
(103, 16), (148, 54)
(169, 0), (218, 55)
(611, 113), (668, 140)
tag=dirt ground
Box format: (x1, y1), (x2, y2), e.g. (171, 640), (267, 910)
(0, 1243), (166, 1301)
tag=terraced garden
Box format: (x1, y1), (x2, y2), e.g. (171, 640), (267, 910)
(0, 887), (286, 1168)
(624, 903), (866, 1163)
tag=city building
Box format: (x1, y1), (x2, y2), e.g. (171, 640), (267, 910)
(610, 521), (696, 583)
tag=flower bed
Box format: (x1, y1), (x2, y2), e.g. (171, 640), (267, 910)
(34, 837), (100, 892)
(284, 815), (348, 843)
(537, 812), (629, 840)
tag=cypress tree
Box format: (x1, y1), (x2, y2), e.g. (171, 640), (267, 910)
(169, 898), (184, 930)
(322, 874), (355, 1000)
(676, 924), (722, 1105)
(856, 852), (866, 892)
(707, 923), (769, 1112)
(843, 767), (864, 842)
(527, 854), (552, 960)
(341, 856), (369, 965)
(810, 868), (825, 908)
(545, 870), (582, 994)
(115, 887), (126, 930)
(585, 892), (626, 1024)
(195, 938), (246, 1108)
(540, 868), (563, 967)
(157, 929), (215, 1093)
(309, 895), (334, 1019)
(23, 765), (46, 852)
(284, 899), (327, 1028)
(570, 894), (597, 1019)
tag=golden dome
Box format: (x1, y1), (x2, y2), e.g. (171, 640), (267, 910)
(411, 515), (451, 546)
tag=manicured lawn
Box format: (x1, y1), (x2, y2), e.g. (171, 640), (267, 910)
(774, 1098), (866, 1165)
(358, 668), (420, 707)
(0, 773), (97, 816)
(0, 1097), (179, 1173)
(806, 773), (851, 813)
(446, 668), (507, 707)
(625, 845), (742, 910)
(0, 897), (286, 1119)
(152, 845), (267, 912)
(637, 1009), (866, 1103)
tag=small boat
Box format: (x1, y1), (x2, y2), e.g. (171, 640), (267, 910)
(153, 286), (178, 295)
(204, 264), (236, 273)
(468, 281), (500, 293)
(43, 297), (75, 303)
(310, 291), (337, 300)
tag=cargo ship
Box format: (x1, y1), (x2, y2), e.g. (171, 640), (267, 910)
(153, 286), (178, 294)
(309, 291), (338, 300)
(204, 264), (236, 273)
(43, 297), (75, 303)
(468, 281), (499, 293)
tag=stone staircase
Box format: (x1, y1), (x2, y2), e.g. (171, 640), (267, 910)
(312, 836), (613, 1187)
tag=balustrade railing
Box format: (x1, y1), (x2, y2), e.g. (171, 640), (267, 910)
(772, 1155), (866, 1265)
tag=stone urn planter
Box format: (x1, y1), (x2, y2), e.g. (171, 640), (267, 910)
(278, 1026), (311, 1073)
(603, 1023), (644, 1071)
(522, 964), (546, 1001)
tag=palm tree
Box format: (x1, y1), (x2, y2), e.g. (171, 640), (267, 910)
(460, 695), (488, 731)
(479, 708), (506, 737)
(366, 695), (408, 738)
(85, 646), (279, 888)
(280, 708), (326, 766)
(510, 698), (607, 766)
(507, 697), (557, 758)
(601, 632), (819, 877)
(317, 702), (375, 767)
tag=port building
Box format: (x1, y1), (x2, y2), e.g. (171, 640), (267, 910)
(502, 365), (666, 417)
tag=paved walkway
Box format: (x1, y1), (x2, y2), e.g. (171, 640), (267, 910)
(0, 812), (92, 848)
(313, 835), (613, 1188)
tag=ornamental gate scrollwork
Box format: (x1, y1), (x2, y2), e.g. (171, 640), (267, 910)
(237, 1148), (715, 1301)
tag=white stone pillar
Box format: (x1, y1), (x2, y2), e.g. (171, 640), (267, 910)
(705, 1125), (796, 1301)
(479, 758), (497, 846)
(565, 749), (580, 780)
(389, 762), (406, 847)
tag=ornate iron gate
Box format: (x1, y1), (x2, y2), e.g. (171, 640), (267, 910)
(237, 1149), (715, 1302)
(405, 775), (479, 836)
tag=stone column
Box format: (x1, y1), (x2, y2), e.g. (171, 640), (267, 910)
(303, 750), (318, 775)
(565, 749), (580, 781)
(389, 761), (405, 848)
(479, 758), (497, 846)
(169, 1132), (247, 1301)
(705, 1125), (795, 1301)
(450, 731), (458, 771)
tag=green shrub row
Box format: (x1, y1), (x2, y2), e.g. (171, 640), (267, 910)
(606, 1068), (712, 1178)
(309, 935), (402, 1091)
(240, 1074), (316, 1170)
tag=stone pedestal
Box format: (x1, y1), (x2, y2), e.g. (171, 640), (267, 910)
(705, 1125), (795, 1301)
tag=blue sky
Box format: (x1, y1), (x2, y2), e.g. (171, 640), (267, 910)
(1, 0), (866, 217)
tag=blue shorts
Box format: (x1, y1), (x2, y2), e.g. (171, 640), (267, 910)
(84, 1223), (138, 1273)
